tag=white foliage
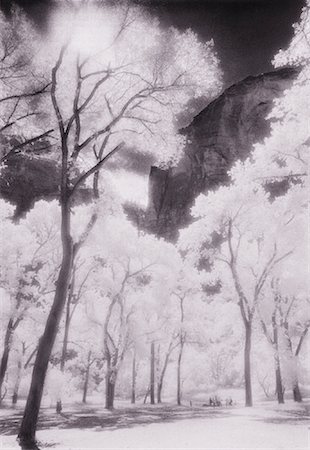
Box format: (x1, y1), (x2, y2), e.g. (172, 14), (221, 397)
(32, 2), (222, 167)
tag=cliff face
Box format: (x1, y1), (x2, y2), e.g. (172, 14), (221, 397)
(0, 143), (91, 218)
(0, 154), (60, 218)
(0, 67), (297, 225)
(145, 67), (298, 240)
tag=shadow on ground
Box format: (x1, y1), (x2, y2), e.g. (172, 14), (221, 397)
(257, 405), (310, 426)
(0, 404), (229, 436)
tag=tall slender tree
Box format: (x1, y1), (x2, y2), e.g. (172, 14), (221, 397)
(16, 2), (221, 446)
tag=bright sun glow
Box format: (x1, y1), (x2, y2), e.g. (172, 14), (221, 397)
(49, 5), (119, 57)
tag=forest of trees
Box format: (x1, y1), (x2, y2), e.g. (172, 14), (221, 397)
(0, 1), (309, 449)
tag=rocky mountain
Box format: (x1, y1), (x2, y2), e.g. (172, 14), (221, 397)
(144, 67), (298, 240)
(0, 67), (297, 228)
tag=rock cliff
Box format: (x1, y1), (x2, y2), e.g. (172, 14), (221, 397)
(0, 153), (60, 218)
(144, 67), (298, 240)
(0, 67), (297, 226)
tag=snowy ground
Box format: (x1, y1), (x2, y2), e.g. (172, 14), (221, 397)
(0, 401), (309, 450)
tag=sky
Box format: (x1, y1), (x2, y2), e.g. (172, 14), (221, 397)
(143, 0), (305, 86)
(3, 0), (305, 86)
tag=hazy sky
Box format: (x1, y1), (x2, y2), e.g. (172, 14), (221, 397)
(3, 0), (305, 86)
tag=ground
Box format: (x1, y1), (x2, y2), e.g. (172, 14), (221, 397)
(0, 400), (309, 450)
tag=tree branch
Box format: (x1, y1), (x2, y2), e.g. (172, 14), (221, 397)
(295, 323), (310, 356)
(69, 142), (124, 199)
(0, 129), (54, 164)
(51, 45), (68, 140)
(0, 82), (51, 104)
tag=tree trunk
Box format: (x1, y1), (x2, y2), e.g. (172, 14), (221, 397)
(18, 200), (74, 449)
(293, 383), (302, 402)
(55, 400), (62, 414)
(284, 323), (302, 402)
(177, 296), (185, 406)
(143, 388), (149, 404)
(0, 318), (14, 403)
(131, 352), (136, 404)
(56, 290), (72, 414)
(150, 342), (155, 405)
(157, 380), (163, 404)
(106, 380), (115, 410)
(82, 351), (91, 404)
(244, 321), (253, 407)
(274, 356), (284, 404)
(60, 294), (71, 373)
(157, 342), (173, 404)
(12, 358), (22, 405)
(12, 391), (18, 406)
(177, 341), (184, 406)
(24, 346), (38, 370)
(105, 376), (116, 410)
(105, 355), (117, 410)
(272, 320), (284, 404)
(12, 344), (26, 406)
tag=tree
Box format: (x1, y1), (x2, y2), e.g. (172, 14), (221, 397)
(176, 295), (185, 407)
(0, 10), (53, 165)
(130, 349), (137, 404)
(17, 1), (221, 446)
(198, 298), (242, 391)
(150, 341), (156, 405)
(278, 294), (309, 402)
(0, 200), (54, 403)
(84, 212), (180, 409)
(55, 258), (94, 413)
(258, 255), (309, 403)
(170, 263), (202, 406)
(200, 4), (309, 405)
(64, 317), (103, 405)
(81, 350), (97, 404)
(179, 184), (300, 407)
(258, 280), (285, 404)
(11, 316), (45, 407)
(230, 2), (309, 189)
(156, 335), (179, 404)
